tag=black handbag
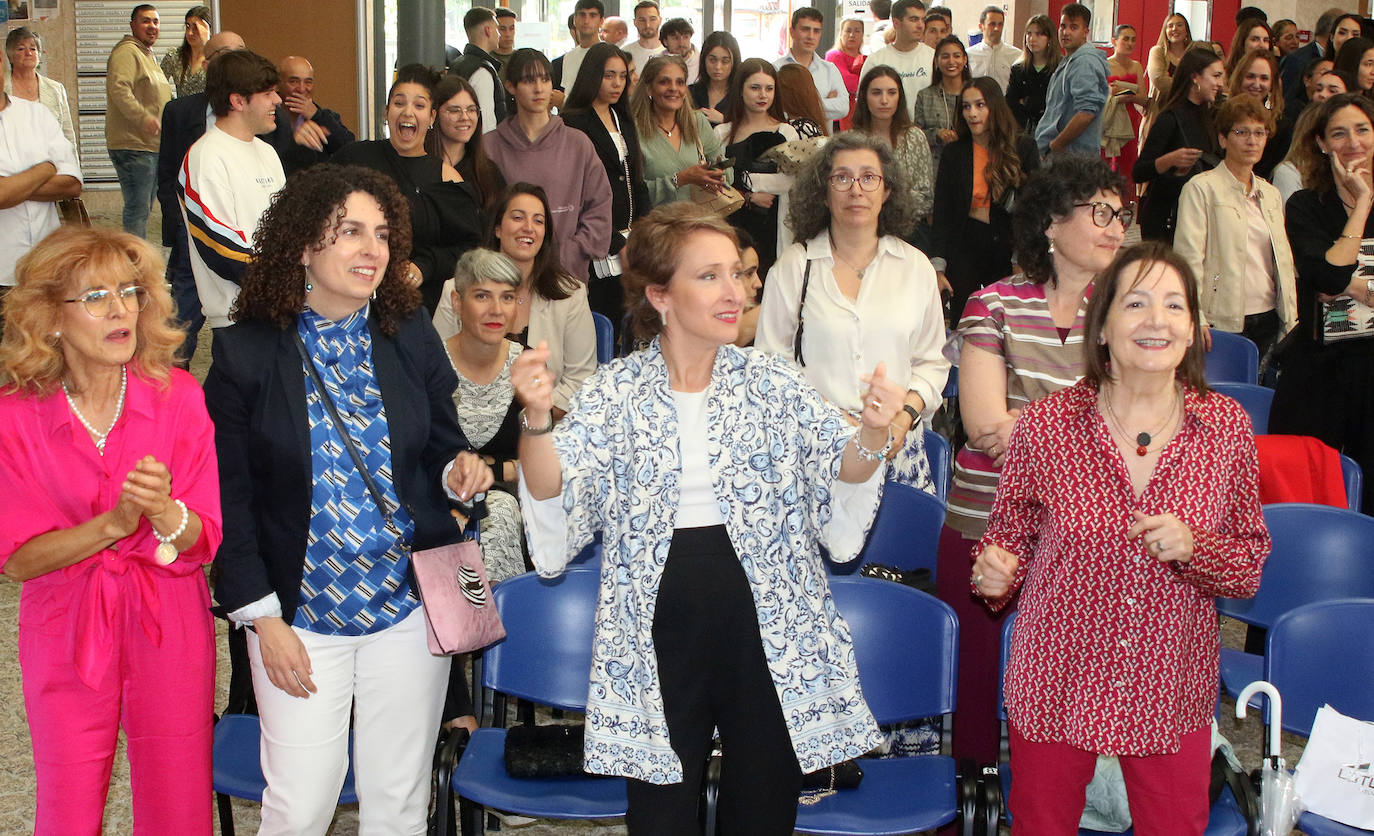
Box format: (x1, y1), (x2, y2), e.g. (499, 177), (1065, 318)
(503, 723), (586, 778)
(799, 760), (865, 804)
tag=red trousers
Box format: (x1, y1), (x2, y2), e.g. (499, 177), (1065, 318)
(20, 572), (214, 835)
(1008, 722), (1212, 836)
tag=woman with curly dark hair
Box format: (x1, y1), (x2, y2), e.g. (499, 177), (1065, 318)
(334, 64), (486, 312)
(937, 154), (1127, 762)
(204, 163), (493, 833)
(756, 131), (949, 490)
(930, 77), (1041, 323)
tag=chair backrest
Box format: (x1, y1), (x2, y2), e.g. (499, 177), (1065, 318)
(830, 481), (946, 578)
(998, 611), (1017, 721)
(1265, 598), (1374, 737)
(1210, 382), (1272, 435)
(483, 569), (600, 711)
(942, 364), (959, 399)
(1341, 453), (1364, 513)
(924, 429), (952, 503)
(1216, 503), (1374, 627)
(591, 312), (614, 364)
(1204, 331), (1260, 384)
(827, 577), (957, 724)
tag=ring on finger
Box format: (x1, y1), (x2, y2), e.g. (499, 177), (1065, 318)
(974, 572), (984, 586)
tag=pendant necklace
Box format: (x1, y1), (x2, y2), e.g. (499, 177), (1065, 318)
(1105, 386), (1179, 456)
(63, 365), (127, 455)
(829, 233), (874, 280)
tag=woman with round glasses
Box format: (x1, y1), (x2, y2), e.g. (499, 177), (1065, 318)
(0, 226), (222, 832)
(939, 155), (1128, 763)
(1175, 94), (1296, 365)
(757, 131), (949, 490)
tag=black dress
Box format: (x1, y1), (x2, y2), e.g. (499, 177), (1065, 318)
(1133, 99), (1218, 243)
(691, 81), (736, 125)
(332, 140), (487, 313)
(723, 119), (823, 278)
(1270, 188), (1374, 516)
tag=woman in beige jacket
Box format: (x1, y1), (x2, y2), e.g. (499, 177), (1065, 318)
(1175, 94), (1296, 369)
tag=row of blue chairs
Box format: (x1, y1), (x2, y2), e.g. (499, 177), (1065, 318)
(434, 572), (981, 835)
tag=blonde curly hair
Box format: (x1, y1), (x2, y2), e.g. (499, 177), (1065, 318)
(0, 226), (182, 396)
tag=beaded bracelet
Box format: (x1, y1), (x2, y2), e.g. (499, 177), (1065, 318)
(153, 499), (188, 565)
(853, 430), (894, 462)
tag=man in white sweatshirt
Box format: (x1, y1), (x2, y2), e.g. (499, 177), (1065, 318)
(178, 50), (285, 330)
(865, 0), (935, 121)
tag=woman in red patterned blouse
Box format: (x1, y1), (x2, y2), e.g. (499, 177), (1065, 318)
(973, 241), (1270, 835)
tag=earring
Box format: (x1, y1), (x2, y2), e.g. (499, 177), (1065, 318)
(51, 331), (61, 340)
(1097, 334), (1106, 345)
(659, 308), (667, 326)
(305, 281), (314, 293)
(1047, 238), (1056, 254)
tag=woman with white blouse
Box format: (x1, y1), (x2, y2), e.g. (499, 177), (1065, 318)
(757, 131), (949, 491)
(513, 202), (900, 833)
(4, 28), (77, 155)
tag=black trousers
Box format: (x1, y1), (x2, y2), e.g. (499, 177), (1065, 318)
(624, 525), (802, 836)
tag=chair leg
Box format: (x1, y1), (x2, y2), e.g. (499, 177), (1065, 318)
(215, 791), (235, 836)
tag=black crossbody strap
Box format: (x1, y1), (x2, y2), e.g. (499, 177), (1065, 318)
(792, 258), (813, 367)
(292, 331), (484, 537)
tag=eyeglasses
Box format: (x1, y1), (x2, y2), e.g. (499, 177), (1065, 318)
(444, 105), (481, 118)
(1074, 202), (1134, 229)
(1229, 128), (1269, 140)
(828, 172), (886, 192)
(64, 285), (150, 317)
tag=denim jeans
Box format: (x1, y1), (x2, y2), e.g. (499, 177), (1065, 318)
(165, 227), (204, 365)
(108, 148), (158, 239)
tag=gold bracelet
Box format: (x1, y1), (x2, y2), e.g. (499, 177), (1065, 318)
(1339, 233), (1362, 240)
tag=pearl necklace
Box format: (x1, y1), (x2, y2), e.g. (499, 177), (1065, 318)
(63, 365), (127, 455)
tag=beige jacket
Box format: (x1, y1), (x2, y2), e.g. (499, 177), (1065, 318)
(104, 35), (171, 152)
(1175, 164), (1298, 335)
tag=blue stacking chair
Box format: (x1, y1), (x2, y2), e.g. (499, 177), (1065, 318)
(1217, 503), (1374, 705)
(436, 569), (625, 835)
(1204, 331), (1260, 384)
(212, 713), (358, 835)
(1262, 599), (1374, 835)
(1210, 383), (1272, 434)
(985, 615), (1255, 834)
(1340, 454), (1363, 512)
(725, 577), (975, 835)
(923, 429), (952, 503)
(942, 364), (959, 399)
(591, 312), (614, 364)
(829, 482), (945, 582)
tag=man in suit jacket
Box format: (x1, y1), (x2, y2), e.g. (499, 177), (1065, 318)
(157, 31), (244, 365)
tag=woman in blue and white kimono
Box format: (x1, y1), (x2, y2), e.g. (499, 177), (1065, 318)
(513, 201), (902, 835)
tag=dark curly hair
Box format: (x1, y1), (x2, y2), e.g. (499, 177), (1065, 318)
(787, 131), (917, 243)
(232, 164), (419, 334)
(1012, 154), (1126, 285)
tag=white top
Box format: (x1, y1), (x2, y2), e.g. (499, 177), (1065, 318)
(672, 389), (727, 527)
(0, 97), (81, 286)
(755, 233), (950, 421)
(864, 43), (936, 122)
(4, 74), (77, 158)
(470, 65), (499, 134)
(677, 48), (700, 85)
(1272, 160), (1303, 206)
(560, 45), (591, 91)
(866, 21), (892, 55)
(967, 40), (1019, 91)
(624, 41), (665, 74)
(775, 51), (850, 122)
(178, 125), (286, 328)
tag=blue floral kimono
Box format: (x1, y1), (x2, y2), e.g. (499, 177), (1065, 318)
(520, 339), (886, 784)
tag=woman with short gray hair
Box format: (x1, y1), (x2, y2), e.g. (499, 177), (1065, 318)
(756, 130), (948, 490)
(4, 28), (78, 153)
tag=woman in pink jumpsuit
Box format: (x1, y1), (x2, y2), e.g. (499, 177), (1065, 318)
(0, 226), (222, 834)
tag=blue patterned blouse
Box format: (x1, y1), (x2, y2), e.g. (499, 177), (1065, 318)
(520, 339), (886, 784)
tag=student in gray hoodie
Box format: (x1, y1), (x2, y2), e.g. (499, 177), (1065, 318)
(486, 49), (613, 282)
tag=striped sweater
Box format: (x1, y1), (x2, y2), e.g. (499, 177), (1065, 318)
(177, 124), (284, 328)
(943, 275), (1094, 536)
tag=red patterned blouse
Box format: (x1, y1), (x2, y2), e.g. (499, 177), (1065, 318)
(977, 379), (1270, 756)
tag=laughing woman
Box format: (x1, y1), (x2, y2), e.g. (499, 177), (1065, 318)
(206, 164), (492, 833)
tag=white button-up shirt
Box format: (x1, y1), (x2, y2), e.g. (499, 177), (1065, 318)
(0, 96), (80, 286)
(775, 50), (850, 122)
(968, 39), (1020, 91)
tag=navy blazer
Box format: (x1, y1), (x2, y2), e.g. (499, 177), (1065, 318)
(204, 307), (472, 622)
(562, 106), (650, 255)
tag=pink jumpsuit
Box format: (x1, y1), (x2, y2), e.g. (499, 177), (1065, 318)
(0, 368), (222, 835)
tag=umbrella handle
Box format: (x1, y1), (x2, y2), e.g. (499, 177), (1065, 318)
(1236, 680), (1284, 756)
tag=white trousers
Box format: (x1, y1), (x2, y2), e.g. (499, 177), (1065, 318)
(247, 605), (450, 836)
